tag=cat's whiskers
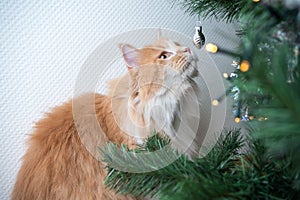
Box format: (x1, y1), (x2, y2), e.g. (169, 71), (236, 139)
(175, 56), (194, 74)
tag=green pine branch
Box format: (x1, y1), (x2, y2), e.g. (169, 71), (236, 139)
(101, 129), (299, 199)
(233, 7), (300, 169)
(175, 0), (251, 22)
(178, 0), (300, 169)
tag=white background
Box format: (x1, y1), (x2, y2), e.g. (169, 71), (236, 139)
(0, 0), (239, 199)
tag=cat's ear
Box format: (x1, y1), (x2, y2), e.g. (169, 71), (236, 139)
(119, 44), (140, 70)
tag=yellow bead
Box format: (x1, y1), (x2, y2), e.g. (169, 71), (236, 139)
(223, 72), (229, 79)
(212, 99), (219, 106)
(234, 117), (241, 123)
(240, 60), (250, 72)
(205, 43), (218, 53)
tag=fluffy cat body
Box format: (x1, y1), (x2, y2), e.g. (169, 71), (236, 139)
(12, 37), (199, 200)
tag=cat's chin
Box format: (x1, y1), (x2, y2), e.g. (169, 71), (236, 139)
(181, 58), (197, 77)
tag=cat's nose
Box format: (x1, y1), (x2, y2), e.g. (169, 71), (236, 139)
(184, 47), (191, 54)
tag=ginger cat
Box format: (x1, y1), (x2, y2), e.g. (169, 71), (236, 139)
(12, 35), (199, 200)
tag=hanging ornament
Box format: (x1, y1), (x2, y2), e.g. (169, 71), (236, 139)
(193, 21), (205, 49)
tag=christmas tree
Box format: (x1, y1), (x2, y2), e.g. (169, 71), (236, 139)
(101, 1), (300, 199)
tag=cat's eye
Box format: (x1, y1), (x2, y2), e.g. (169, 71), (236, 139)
(159, 52), (170, 59)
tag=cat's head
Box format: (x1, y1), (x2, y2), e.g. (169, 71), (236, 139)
(120, 37), (198, 102)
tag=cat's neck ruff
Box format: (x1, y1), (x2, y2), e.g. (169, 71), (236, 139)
(124, 66), (198, 144)
(143, 67), (197, 136)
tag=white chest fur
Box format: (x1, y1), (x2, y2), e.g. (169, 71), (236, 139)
(143, 69), (194, 138)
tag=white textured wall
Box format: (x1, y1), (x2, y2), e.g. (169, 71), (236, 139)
(0, 0), (239, 199)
